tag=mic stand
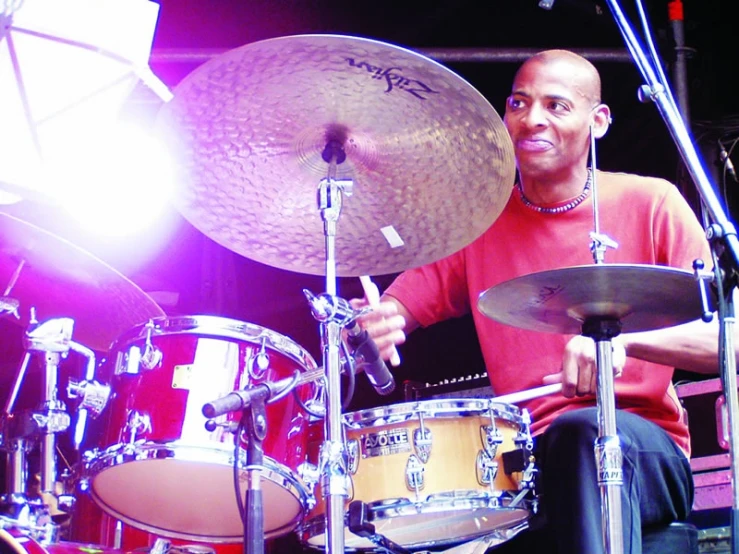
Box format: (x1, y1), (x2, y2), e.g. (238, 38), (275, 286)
(241, 392), (268, 554)
(603, 2), (739, 553)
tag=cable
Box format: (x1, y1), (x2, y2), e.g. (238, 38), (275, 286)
(233, 419), (246, 523)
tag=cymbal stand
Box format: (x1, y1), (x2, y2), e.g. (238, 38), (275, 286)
(582, 317), (624, 554)
(0, 316), (75, 543)
(307, 140), (354, 554)
(603, 2), (739, 553)
(583, 110), (624, 554)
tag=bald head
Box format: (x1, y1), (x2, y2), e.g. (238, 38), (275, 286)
(515, 49), (602, 106)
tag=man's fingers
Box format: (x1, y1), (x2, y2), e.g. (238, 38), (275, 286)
(542, 372), (562, 385)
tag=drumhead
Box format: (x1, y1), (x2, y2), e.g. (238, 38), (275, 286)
(110, 315), (318, 372)
(344, 397), (524, 428)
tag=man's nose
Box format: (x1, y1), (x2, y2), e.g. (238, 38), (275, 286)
(521, 103), (548, 129)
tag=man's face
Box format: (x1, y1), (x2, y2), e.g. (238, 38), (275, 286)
(503, 58), (596, 179)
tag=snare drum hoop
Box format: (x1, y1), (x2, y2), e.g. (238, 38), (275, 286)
(300, 489), (534, 549)
(343, 398), (524, 428)
(85, 442), (308, 541)
(109, 315), (318, 372)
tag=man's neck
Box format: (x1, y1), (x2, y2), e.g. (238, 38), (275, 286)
(519, 167), (591, 205)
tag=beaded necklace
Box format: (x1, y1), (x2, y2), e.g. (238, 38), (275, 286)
(517, 169), (593, 214)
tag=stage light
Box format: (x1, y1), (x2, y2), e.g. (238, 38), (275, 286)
(0, 0), (172, 201)
(52, 121), (176, 238)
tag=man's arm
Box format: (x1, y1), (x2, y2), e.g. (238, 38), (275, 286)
(619, 317), (724, 375)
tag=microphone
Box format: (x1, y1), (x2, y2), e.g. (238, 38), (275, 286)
(202, 377), (293, 419)
(719, 140), (738, 183)
(346, 322), (395, 395)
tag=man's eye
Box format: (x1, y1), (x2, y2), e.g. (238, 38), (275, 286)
(549, 101), (568, 111)
(508, 97), (523, 109)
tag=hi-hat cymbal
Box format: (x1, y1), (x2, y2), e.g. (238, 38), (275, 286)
(0, 212), (165, 351)
(156, 34), (515, 276)
(478, 264), (704, 335)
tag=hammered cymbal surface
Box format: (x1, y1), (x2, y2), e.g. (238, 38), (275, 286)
(156, 34), (515, 276)
(0, 212), (165, 351)
(478, 264), (703, 334)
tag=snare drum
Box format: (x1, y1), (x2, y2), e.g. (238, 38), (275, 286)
(300, 398), (536, 550)
(82, 315), (318, 542)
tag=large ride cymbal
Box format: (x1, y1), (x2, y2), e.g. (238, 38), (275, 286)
(0, 212), (165, 351)
(156, 34), (515, 276)
(478, 264), (704, 335)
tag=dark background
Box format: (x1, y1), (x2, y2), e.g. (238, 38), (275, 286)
(1, 0), (739, 550)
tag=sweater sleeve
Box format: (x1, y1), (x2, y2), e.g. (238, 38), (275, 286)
(384, 247), (471, 328)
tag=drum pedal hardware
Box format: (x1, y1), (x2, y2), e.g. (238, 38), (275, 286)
(347, 500), (412, 554)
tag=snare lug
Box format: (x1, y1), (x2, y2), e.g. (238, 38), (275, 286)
(346, 438), (359, 475)
(405, 454), (425, 495)
(476, 449), (498, 487)
(480, 424), (503, 459)
(413, 427), (432, 464)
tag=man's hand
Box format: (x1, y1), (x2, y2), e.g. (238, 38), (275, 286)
(543, 336), (626, 397)
(349, 296), (406, 365)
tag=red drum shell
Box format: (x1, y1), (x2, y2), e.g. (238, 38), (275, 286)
(83, 316), (318, 542)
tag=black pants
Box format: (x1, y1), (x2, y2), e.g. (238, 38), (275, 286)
(491, 408), (694, 554)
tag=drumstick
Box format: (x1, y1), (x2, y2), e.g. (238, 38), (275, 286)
(359, 275), (401, 366)
(492, 383), (563, 404)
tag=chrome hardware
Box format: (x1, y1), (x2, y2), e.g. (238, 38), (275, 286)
(514, 409), (537, 490)
(32, 409), (71, 434)
(405, 454), (425, 494)
(298, 461), (320, 510)
(249, 336), (270, 379)
(124, 410), (151, 443)
(67, 379), (111, 417)
(151, 538), (216, 554)
(25, 318), (74, 353)
(116, 345), (141, 375)
(318, 438), (350, 497)
(480, 423), (503, 459)
(413, 412), (432, 464)
(140, 321), (163, 370)
(476, 449), (498, 486)
(346, 438), (359, 474)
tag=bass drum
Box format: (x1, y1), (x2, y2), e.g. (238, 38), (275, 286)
(67, 488), (243, 554)
(0, 527), (121, 554)
(81, 315), (319, 542)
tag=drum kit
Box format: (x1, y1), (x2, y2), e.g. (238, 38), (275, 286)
(0, 33), (709, 554)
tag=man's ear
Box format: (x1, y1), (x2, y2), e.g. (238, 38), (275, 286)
(591, 103), (611, 139)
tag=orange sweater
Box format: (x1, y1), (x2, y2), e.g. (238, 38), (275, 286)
(387, 171), (712, 457)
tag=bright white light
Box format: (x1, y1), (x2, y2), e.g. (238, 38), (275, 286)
(52, 122), (176, 237)
(0, 0), (170, 198)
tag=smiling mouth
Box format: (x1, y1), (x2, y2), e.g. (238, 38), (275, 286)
(516, 139), (552, 152)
